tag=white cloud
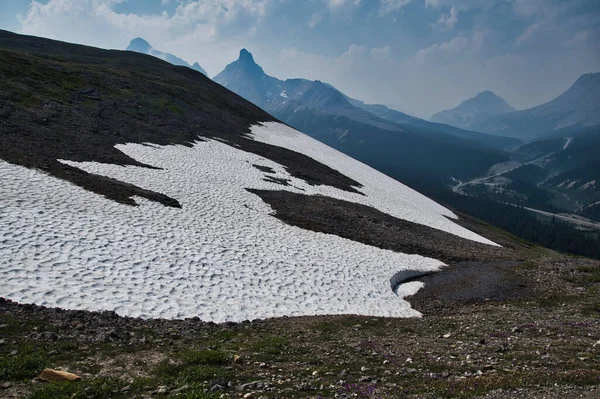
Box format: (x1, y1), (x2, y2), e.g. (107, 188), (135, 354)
(329, 0), (346, 7)
(514, 20), (541, 45)
(424, 0), (493, 11)
(408, 30), (487, 65)
(512, 0), (546, 17)
(378, 0), (411, 15)
(436, 6), (457, 29)
(328, 0), (361, 9)
(17, 0), (273, 76)
(308, 12), (323, 28)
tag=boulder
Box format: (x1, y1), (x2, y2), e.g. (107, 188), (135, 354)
(38, 369), (81, 382)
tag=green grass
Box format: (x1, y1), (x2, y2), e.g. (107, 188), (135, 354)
(153, 349), (232, 386)
(0, 347), (48, 381)
(182, 349), (229, 366)
(577, 265), (600, 283)
(26, 378), (124, 399)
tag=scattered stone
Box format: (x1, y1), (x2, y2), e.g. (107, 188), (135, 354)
(239, 381), (261, 391)
(210, 384), (224, 392)
(38, 369), (81, 382)
(156, 385), (169, 395)
(42, 331), (59, 341)
(1, 382), (13, 389)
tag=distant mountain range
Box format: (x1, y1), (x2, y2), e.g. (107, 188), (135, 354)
(213, 49), (521, 187)
(430, 91), (515, 131)
(433, 74), (600, 141)
(126, 38), (207, 76)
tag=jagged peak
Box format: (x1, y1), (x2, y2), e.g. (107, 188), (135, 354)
(239, 48), (255, 63)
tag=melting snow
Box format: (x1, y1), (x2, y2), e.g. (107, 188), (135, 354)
(563, 137), (574, 150)
(567, 180), (578, 189)
(579, 180), (596, 190)
(0, 122), (495, 321)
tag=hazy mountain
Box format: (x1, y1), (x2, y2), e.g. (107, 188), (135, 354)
(472, 73), (600, 140)
(215, 50), (520, 150)
(126, 37), (207, 75)
(214, 49), (520, 185)
(351, 99), (520, 151)
(430, 91), (516, 131)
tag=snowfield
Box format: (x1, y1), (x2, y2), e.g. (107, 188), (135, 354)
(0, 122), (496, 322)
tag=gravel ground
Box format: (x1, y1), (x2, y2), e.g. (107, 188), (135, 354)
(1, 255), (598, 399)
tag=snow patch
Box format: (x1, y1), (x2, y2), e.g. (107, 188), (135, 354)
(579, 180), (596, 190)
(0, 122), (496, 322)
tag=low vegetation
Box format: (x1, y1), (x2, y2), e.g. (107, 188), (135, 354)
(1, 254), (598, 398)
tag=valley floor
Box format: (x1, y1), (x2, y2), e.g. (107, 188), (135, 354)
(1, 254), (599, 399)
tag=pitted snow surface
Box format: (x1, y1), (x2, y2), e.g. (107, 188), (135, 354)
(0, 122), (495, 321)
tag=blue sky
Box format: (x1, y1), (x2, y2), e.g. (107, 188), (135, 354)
(1, 0), (599, 118)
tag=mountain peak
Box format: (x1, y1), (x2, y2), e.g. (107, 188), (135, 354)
(475, 90), (497, 98)
(239, 48), (255, 63)
(127, 37), (152, 52)
(572, 72), (600, 87)
(430, 90), (515, 129)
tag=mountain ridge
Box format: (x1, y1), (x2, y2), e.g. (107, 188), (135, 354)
(471, 73), (600, 140)
(126, 37), (207, 76)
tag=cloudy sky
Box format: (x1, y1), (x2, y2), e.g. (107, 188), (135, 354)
(1, 0), (599, 118)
